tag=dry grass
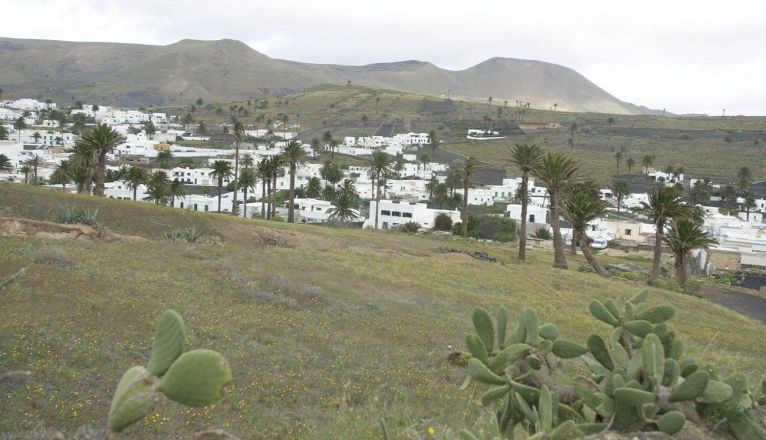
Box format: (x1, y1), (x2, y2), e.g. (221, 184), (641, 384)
(1, 184), (765, 439)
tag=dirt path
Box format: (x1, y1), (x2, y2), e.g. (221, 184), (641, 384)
(698, 285), (766, 324)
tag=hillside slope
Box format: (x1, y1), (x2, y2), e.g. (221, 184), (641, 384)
(2, 184), (764, 438)
(0, 37), (646, 114)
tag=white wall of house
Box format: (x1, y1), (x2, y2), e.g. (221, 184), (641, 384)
(364, 200), (461, 230)
(506, 204), (548, 224)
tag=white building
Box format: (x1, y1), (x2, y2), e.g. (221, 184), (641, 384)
(506, 204), (548, 224)
(364, 200), (461, 230)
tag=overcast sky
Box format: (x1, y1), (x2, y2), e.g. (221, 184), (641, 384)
(4, 0), (766, 115)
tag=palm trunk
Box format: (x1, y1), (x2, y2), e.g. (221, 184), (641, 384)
(518, 171), (529, 260)
(617, 196), (622, 213)
(550, 191), (567, 269)
(243, 187), (248, 218)
(675, 253), (688, 284)
(288, 163), (296, 223)
(33, 165), (38, 185)
(374, 181), (382, 230)
(271, 173), (277, 218)
(217, 181), (223, 212)
(133, 187), (138, 201)
(461, 177), (469, 236)
(372, 173), (378, 228)
(261, 179), (266, 219)
(232, 143), (239, 216)
(266, 180), (272, 219)
(170, 195), (175, 208)
(570, 229), (578, 255)
(94, 151), (107, 196)
(580, 230), (610, 277)
(648, 220), (664, 284)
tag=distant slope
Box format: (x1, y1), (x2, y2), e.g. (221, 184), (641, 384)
(1, 37), (648, 114)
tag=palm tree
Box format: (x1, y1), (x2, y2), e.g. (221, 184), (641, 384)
(32, 132), (41, 144)
(460, 157), (478, 236)
(305, 177), (322, 199)
(79, 124), (125, 196)
(238, 167), (256, 218)
(510, 143), (543, 260)
(563, 190), (610, 277)
(327, 193), (359, 227)
(13, 117), (26, 141)
(283, 140), (308, 223)
(50, 160), (71, 189)
(168, 179), (186, 208)
(662, 219), (714, 284)
(144, 171), (170, 205)
(156, 150), (173, 169)
(210, 160), (233, 213)
(339, 179), (357, 199)
(19, 165), (31, 184)
(0, 154), (14, 173)
(231, 120), (245, 216)
(741, 194), (756, 221)
(641, 155), (655, 175)
(429, 130), (438, 161)
(369, 151), (391, 229)
(568, 121), (578, 148)
(123, 166), (148, 201)
(634, 186), (697, 285)
(736, 166), (752, 193)
(25, 155), (41, 184)
(533, 152), (579, 269)
(69, 143), (96, 194)
(626, 158), (636, 175)
(256, 158), (270, 219)
(611, 180), (630, 212)
(614, 151), (622, 175)
(241, 153), (254, 170)
(268, 155), (283, 219)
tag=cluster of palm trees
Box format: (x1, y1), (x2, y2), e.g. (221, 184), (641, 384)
(510, 143), (713, 285)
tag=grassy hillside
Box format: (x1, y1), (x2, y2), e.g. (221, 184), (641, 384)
(183, 85), (766, 183)
(1, 184), (765, 439)
(0, 37), (642, 113)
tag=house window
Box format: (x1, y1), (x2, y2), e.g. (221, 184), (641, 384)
(180, 202), (184, 208)
(403, 212), (412, 218)
(624, 229), (632, 236)
(392, 211), (401, 217)
(204, 206), (209, 212)
(381, 210), (391, 216)
(194, 204), (198, 211)
(529, 214), (535, 223)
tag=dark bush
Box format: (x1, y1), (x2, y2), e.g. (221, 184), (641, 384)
(399, 221), (420, 233)
(469, 216), (516, 241)
(433, 213), (453, 231)
(534, 228), (552, 240)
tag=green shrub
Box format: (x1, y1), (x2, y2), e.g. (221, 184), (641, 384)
(54, 205), (99, 226)
(80, 208), (100, 226)
(55, 205), (80, 224)
(534, 228), (552, 240)
(433, 213), (453, 232)
(399, 221), (420, 233)
(165, 227), (202, 242)
(492, 231), (516, 243)
(456, 290), (766, 439)
(618, 271), (640, 281)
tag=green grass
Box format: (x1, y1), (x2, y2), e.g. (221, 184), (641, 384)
(1, 184), (765, 439)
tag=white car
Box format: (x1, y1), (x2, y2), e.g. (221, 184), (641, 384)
(589, 238), (608, 250)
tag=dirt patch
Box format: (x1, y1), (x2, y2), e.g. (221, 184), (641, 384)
(0, 217), (146, 242)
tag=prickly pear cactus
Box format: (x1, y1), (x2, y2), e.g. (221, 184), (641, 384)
(457, 289), (766, 439)
(106, 310), (232, 438)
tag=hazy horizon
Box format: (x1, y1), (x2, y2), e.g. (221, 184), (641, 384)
(4, 0), (766, 116)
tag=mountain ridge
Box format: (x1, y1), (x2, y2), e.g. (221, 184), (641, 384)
(0, 36), (651, 114)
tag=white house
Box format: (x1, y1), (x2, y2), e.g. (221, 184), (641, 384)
(364, 200), (461, 230)
(506, 204), (548, 224)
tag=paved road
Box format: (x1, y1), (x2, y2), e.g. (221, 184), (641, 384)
(698, 286), (766, 324)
